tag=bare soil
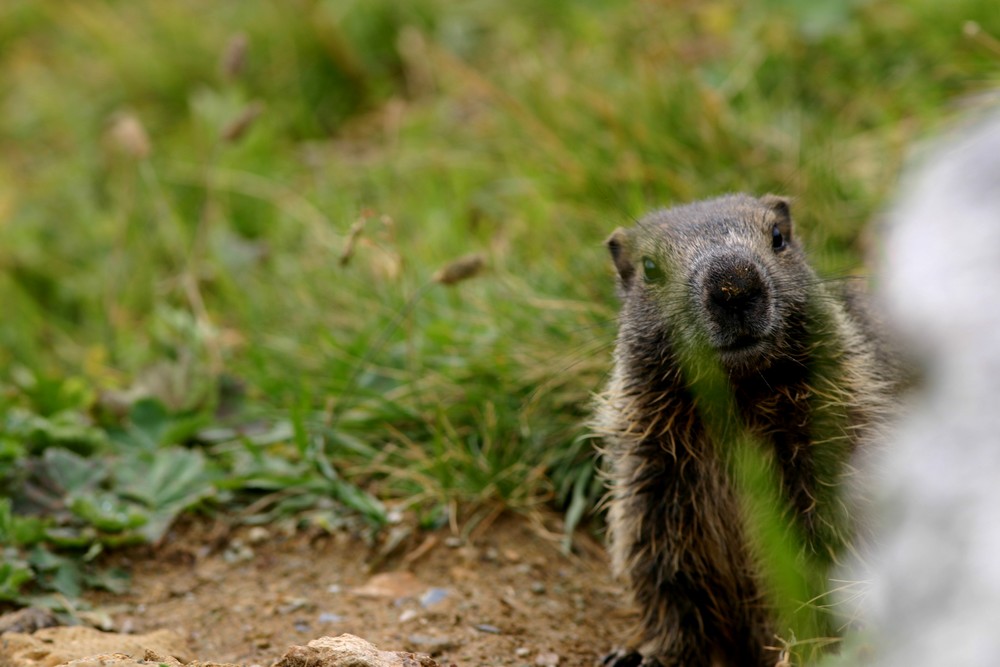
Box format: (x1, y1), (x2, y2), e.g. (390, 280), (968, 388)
(82, 513), (633, 666)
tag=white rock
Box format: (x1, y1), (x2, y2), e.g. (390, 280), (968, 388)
(851, 111), (1000, 667)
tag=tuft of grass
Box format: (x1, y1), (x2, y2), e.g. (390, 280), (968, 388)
(0, 0), (997, 633)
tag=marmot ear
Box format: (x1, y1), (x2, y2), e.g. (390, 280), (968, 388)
(761, 194), (793, 242)
(605, 228), (635, 286)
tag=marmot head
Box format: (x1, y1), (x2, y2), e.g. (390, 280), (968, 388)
(607, 193), (814, 375)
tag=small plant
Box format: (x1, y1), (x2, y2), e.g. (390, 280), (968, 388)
(0, 372), (381, 606)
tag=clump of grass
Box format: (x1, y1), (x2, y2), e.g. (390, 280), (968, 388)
(0, 0), (997, 629)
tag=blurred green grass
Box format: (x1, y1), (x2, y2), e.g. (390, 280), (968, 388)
(0, 0), (997, 630)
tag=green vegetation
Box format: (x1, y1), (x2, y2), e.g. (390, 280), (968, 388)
(0, 0), (997, 653)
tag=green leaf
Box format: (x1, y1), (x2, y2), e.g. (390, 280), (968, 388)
(116, 398), (210, 451)
(45, 526), (98, 549)
(11, 369), (95, 417)
(49, 560), (83, 599)
(16, 410), (108, 456)
(0, 436), (26, 463)
(0, 558), (34, 602)
(68, 492), (148, 533)
(26, 544), (63, 571)
(116, 447), (216, 542)
(0, 436), (27, 492)
(0, 498), (48, 546)
(83, 566), (130, 594)
(125, 398), (170, 451)
(216, 438), (312, 492)
(138, 512), (179, 544)
(42, 448), (107, 494)
(329, 478), (387, 526)
(28, 546), (82, 599)
(561, 464), (594, 553)
(145, 448), (213, 507)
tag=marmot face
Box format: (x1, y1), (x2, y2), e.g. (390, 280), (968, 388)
(606, 193), (813, 375)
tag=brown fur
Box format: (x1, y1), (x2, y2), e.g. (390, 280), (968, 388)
(593, 194), (897, 667)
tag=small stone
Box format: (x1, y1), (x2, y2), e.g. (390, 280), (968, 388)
(398, 609), (419, 623)
(167, 579), (190, 598)
(275, 634), (440, 667)
(0, 607), (59, 634)
(483, 547), (500, 562)
(444, 537), (463, 548)
(535, 652), (560, 666)
(354, 571), (424, 600)
(419, 587), (450, 608)
(318, 612), (345, 624)
(327, 584), (343, 594)
(406, 634), (459, 654)
(222, 539), (254, 563)
(293, 620), (310, 633)
(278, 598), (311, 614)
(473, 623), (502, 634)
(247, 526), (271, 544)
(515, 647), (531, 658)
(529, 581), (546, 595)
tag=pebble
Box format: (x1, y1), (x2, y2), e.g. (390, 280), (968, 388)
(474, 623), (502, 634)
(407, 633), (459, 653)
(222, 540), (255, 563)
(278, 634), (445, 667)
(398, 609), (419, 623)
(515, 648), (531, 658)
(353, 571), (424, 599)
(535, 652), (560, 666)
(246, 526), (271, 544)
(0, 607), (59, 634)
(529, 581), (546, 595)
(444, 536), (464, 548)
(419, 587), (450, 608)
(317, 612), (345, 623)
(277, 598), (311, 614)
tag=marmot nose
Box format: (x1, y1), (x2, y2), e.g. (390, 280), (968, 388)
(706, 261), (765, 315)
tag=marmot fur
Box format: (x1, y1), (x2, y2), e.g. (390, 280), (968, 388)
(594, 194), (898, 667)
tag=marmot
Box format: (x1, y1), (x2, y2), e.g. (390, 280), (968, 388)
(594, 194), (898, 667)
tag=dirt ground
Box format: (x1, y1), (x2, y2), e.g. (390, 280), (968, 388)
(79, 513), (633, 667)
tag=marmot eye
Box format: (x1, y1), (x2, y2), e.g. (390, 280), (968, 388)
(642, 256), (665, 284)
(771, 224), (786, 251)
